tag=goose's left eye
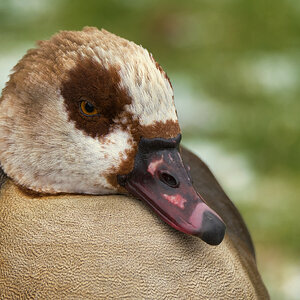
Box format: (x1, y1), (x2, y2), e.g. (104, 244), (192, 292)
(80, 100), (99, 116)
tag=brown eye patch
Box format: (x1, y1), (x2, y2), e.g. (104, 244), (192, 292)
(61, 58), (132, 138)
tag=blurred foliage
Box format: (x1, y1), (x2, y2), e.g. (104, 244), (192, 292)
(1, 0), (299, 298)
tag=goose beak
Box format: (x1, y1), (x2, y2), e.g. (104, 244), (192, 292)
(117, 134), (226, 245)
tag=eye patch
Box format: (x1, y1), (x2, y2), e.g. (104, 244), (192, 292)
(61, 58), (132, 138)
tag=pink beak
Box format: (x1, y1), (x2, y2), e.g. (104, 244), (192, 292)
(118, 134), (226, 246)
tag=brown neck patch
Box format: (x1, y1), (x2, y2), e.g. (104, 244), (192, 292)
(61, 58), (132, 138)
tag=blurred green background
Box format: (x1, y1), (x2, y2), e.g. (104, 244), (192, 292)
(0, 0), (299, 298)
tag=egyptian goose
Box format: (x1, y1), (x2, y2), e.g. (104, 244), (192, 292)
(0, 27), (269, 299)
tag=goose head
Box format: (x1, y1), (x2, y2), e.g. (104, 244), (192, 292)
(0, 27), (225, 245)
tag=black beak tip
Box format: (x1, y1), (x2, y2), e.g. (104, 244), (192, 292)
(199, 211), (226, 246)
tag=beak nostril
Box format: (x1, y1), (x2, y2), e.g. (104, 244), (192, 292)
(158, 171), (179, 188)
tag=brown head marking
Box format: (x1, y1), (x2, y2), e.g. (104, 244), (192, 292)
(61, 58), (132, 138)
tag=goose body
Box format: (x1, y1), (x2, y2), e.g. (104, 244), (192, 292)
(0, 27), (269, 299)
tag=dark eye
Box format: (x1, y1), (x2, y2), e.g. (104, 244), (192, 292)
(80, 100), (99, 116)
